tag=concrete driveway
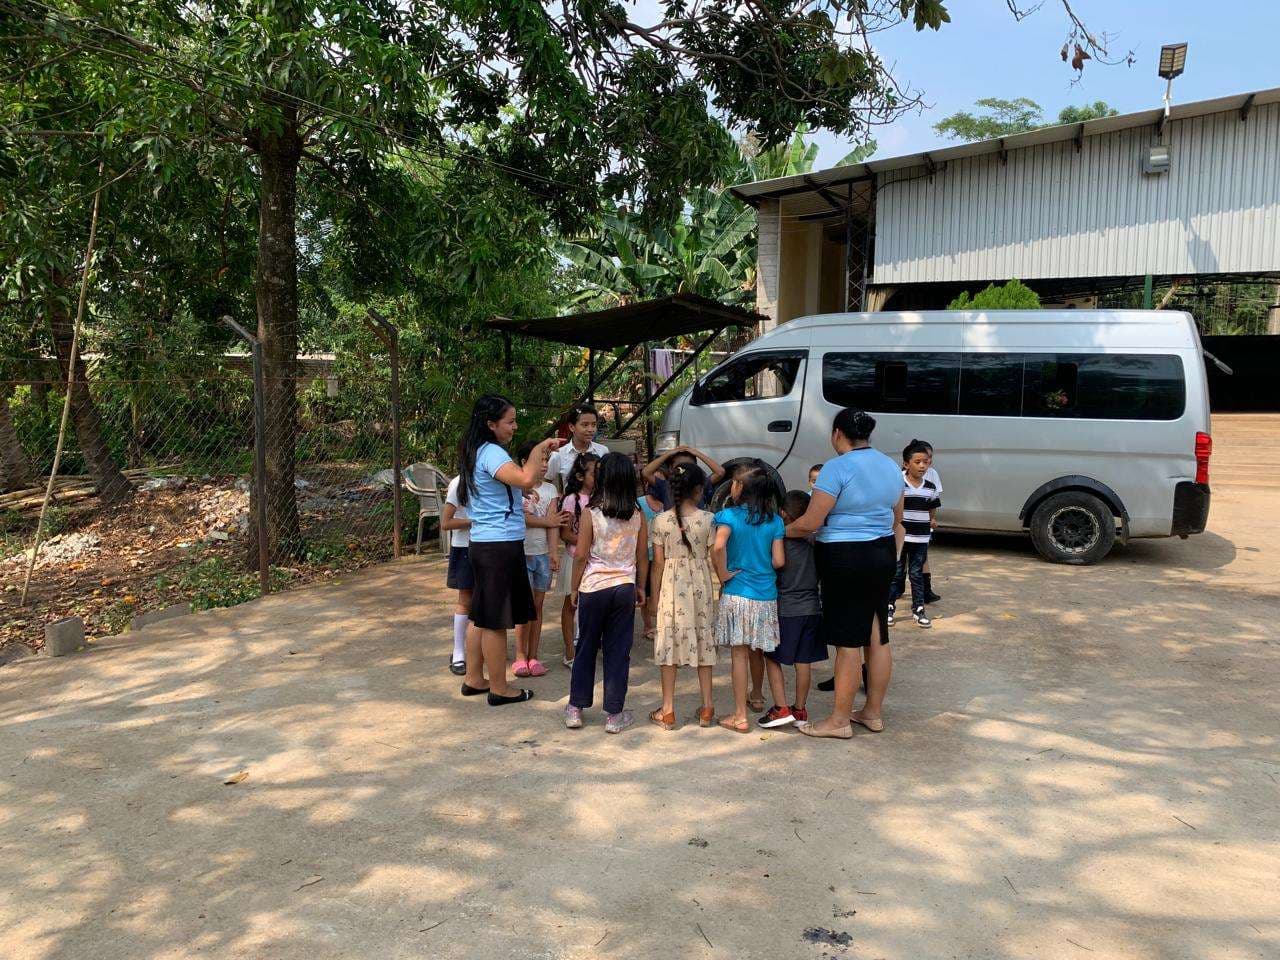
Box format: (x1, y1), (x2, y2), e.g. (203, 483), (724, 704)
(1, 415), (1276, 960)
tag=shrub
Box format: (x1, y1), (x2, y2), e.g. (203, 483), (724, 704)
(948, 279), (1041, 310)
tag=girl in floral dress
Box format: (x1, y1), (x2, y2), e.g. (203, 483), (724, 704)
(648, 462), (718, 730)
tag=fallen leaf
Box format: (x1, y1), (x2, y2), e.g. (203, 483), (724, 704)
(295, 875), (324, 891)
(1000, 612), (1017, 620)
(223, 771), (249, 785)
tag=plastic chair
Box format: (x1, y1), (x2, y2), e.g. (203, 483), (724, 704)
(402, 462), (450, 555)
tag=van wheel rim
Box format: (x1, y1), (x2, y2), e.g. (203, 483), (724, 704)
(1047, 506), (1100, 554)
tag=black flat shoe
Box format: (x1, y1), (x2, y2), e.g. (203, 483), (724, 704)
(487, 689), (534, 706)
(460, 683), (490, 696)
(816, 677), (835, 693)
(925, 591), (942, 604)
(449, 660), (466, 676)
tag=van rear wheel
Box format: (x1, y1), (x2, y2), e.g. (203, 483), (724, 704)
(1029, 491), (1116, 565)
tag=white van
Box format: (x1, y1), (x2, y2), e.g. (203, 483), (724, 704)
(657, 310), (1213, 564)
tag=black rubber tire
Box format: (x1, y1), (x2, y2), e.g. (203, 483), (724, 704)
(1028, 491), (1116, 565)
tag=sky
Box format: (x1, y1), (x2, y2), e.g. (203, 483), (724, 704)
(806, 0), (1280, 167)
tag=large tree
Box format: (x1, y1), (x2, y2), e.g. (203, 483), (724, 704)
(4, 0), (945, 559)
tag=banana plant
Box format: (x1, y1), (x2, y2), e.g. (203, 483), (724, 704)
(560, 130), (875, 310)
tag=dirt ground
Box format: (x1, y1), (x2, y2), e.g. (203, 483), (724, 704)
(1, 415), (1276, 960)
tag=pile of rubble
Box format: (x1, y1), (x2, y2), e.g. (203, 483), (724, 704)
(4, 531), (101, 569)
(193, 480), (251, 540)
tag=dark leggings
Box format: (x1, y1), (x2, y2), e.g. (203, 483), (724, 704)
(570, 584), (636, 714)
(889, 541), (929, 609)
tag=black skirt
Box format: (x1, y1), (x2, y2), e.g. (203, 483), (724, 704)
(814, 536), (896, 648)
(468, 539), (536, 630)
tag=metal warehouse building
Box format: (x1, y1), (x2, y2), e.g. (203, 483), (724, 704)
(732, 87), (1280, 327)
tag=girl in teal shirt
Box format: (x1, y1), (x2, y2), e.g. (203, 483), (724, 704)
(712, 463), (785, 733)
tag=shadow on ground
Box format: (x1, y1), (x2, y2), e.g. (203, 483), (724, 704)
(1, 471), (1277, 960)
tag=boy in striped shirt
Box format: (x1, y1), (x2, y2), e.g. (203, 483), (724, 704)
(888, 439), (941, 628)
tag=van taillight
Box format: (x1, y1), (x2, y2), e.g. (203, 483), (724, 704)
(1195, 432), (1212, 485)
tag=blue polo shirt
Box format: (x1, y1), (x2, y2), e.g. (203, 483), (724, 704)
(813, 448), (902, 543)
(468, 442), (525, 542)
(714, 505), (785, 601)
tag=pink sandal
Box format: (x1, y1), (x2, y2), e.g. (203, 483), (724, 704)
(513, 659), (531, 678)
(527, 659), (547, 677)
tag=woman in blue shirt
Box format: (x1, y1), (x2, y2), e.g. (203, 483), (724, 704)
(456, 394), (566, 706)
(785, 408), (904, 739)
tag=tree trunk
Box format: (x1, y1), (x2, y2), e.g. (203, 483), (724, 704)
(47, 283), (132, 505)
(0, 381), (35, 492)
(249, 117), (304, 564)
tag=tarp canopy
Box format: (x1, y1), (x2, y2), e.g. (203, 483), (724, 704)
(488, 292), (762, 350)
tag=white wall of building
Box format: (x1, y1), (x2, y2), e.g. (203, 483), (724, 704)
(874, 102), (1280, 284)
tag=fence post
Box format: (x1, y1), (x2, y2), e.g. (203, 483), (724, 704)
(221, 316), (270, 595)
(364, 310), (402, 559)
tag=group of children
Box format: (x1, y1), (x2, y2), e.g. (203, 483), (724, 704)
(443, 399), (945, 734)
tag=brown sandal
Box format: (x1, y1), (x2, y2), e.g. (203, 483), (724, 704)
(649, 708), (677, 731)
(747, 695), (766, 713)
(718, 716), (751, 734)
(697, 706), (716, 728)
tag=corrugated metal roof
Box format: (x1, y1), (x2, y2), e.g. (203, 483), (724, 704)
(731, 86), (1280, 204)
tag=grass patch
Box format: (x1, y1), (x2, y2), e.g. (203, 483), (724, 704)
(155, 551), (293, 612)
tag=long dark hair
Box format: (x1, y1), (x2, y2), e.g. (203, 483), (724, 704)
(456, 394), (513, 507)
(732, 460), (777, 526)
(668, 461), (705, 553)
(561, 451), (599, 528)
(589, 452), (638, 520)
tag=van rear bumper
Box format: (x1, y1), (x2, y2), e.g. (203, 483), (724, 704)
(1171, 482), (1211, 536)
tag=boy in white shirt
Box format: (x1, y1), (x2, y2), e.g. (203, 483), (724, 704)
(546, 403), (610, 492)
(514, 440), (564, 678)
(921, 441), (944, 604)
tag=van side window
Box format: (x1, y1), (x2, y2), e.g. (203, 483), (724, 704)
(824, 352), (959, 414)
(1028, 360), (1079, 414)
(1024, 354), (1185, 420)
(959, 354), (1024, 416)
(692, 352), (803, 405)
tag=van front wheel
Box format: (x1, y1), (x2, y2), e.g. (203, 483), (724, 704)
(1029, 492), (1116, 565)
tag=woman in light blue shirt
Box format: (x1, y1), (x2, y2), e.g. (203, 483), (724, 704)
(456, 394), (566, 706)
(785, 408), (904, 739)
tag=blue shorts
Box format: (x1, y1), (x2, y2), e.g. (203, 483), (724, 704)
(525, 553), (553, 593)
(768, 614), (828, 665)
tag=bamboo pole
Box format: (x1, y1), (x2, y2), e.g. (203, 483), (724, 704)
(19, 161), (106, 608)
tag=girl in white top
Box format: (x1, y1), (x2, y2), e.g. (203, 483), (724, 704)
(442, 476), (473, 674)
(563, 453), (649, 735)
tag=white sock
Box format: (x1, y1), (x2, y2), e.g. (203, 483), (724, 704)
(452, 614), (468, 663)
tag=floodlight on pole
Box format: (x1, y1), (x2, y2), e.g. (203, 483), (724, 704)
(1158, 43), (1188, 119)
(1158, 43), (1188, 80)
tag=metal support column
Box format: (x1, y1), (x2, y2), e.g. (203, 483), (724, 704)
(845, 179), (877, 312)
(221, 316), (270, 594)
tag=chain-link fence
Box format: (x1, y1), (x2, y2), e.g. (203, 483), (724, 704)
(1097, 279), (1280, 336)
(1, 353), (421, 652)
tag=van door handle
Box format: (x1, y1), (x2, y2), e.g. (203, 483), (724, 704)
(767, 420), (793, 433)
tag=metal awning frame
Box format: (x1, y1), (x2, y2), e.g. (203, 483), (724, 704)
(492, 294), (760, 454)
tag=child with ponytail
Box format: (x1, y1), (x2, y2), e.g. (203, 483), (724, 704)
(647, 462), (718, 730)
